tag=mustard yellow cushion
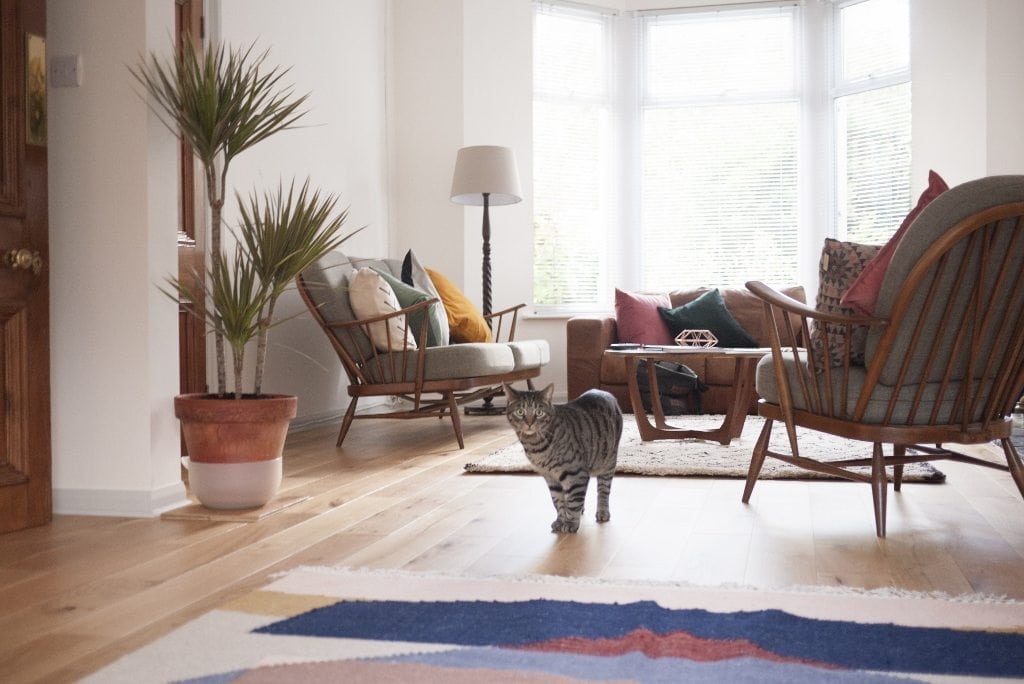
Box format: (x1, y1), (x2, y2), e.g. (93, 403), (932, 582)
(426, 268), (493, 343)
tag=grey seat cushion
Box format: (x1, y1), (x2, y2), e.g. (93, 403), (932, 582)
(505, 340), (550, 370)
(755, 352), (988, 425)
(363, 343), (516, 383)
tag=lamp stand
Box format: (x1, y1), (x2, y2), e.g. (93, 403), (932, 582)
(481, 192), (492, 319)
(466, 192), (505, 416)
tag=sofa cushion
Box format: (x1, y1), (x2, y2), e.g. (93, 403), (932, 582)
(659, 288), (758, 348)
(614, 289), (673, 345)
(812, 238), (881, 367)
(505, 340), (551, 370)
(372, 267), (446, 348)
(755, 352), (990, 424)
(363, 343), (515, 383)
(300, 251), (400, 360)
(348, 267), (417, 352)
(841, 170), (949, 316)
(401, 249), (450, 344)
(427, 268), (494, 343)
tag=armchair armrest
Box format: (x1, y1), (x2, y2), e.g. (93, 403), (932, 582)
(746, 281), (884, 327)
(746, 281), (891, 421)
(484, 303), (525, 342)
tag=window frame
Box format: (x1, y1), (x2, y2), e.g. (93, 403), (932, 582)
(530, 0), (912, 315)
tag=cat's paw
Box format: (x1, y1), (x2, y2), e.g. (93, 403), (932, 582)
(551, 519), (580, 533)
(595, 510), (610, 523)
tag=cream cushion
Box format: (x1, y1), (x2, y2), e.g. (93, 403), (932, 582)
(348, 268), (417, 352)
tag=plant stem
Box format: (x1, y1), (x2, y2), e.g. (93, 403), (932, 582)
(206, 167), (227, 396)
(253, 297), (276, 396)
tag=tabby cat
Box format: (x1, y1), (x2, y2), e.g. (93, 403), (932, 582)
(503, 384), (623, 533)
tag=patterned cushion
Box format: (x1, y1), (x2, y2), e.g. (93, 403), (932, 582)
(372, 268), (446, 348)
(348, 268), (417, 352)
(812, 239), (881, 367)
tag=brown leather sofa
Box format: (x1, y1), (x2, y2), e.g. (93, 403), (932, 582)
(566, 286), (806, 414)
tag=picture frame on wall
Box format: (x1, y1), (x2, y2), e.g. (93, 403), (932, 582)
(26, 33), (45, 146)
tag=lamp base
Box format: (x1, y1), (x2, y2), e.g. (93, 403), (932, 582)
(464, 396), (505, 416)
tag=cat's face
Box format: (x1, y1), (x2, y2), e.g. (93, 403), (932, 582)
(504, 384), (555, 436)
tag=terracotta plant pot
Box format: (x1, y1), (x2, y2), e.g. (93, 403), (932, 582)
(174, 393), (298, 509)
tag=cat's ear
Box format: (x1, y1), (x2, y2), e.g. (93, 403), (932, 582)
(542, 383), (555, 403)
(503, 383), (516, 401)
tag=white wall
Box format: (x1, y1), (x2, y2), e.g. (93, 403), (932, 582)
(46, 0), (389, 516)
(388, 0), (466, 281)
(390, 0), (562, 392)
(911, 0), (1024, 187)
(984, 0), (1024, 175)
(217, 0), (390, 424)
(49, 0), (186, 515)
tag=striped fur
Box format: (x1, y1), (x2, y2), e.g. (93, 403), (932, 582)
(503, 384), (622, 533)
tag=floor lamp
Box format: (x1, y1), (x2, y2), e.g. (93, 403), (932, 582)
(450, 145), (522, 413)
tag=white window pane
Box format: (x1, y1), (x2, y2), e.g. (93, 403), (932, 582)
(840, 0), (909, 82)
(642, 103), (799, 290)
(533, 100), (611, 307)
(646, 10), (794, 101)
(836, 84), (911, 245)
(534, 11), (607, 100)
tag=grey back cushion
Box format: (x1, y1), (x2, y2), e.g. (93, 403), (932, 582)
(867, 175), (1024, 388)
(301, 251), (404, 362)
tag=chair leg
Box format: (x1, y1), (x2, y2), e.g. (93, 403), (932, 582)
(336, 397), (359, 447)
(893, 444), (905, 492)
(446, 392), (465, 449)
(743, 418), (773, 503)
(1002, 438), (1024, 498)
(870, 442), (887, 537)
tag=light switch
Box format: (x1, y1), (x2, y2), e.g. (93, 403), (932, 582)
(50, 54), (83, 88)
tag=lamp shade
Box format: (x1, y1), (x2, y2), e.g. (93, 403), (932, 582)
(450, 145), (522, 206)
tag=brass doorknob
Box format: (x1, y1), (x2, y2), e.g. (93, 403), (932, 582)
(3, 248), (43, 275)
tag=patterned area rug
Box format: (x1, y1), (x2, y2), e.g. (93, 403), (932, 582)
(87, 566), (1024, 682)
(465, 414), (946, 482)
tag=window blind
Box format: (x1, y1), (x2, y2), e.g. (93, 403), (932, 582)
(639, 7), (799, 290)
(833, 0), (911, 245)
(533, 5), (614, 311)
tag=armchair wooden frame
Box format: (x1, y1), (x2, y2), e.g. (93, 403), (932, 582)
(746, 201), (1024, 536)
(297, 275), (539, 449)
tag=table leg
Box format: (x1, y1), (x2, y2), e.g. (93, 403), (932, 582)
(625, 353), (759, 445)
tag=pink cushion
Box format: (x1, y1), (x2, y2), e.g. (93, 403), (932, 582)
(614, 289), (673, 345)
(841, 170), (949, 316)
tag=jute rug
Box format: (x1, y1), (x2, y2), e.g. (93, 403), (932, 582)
(465, 414), (946, 482)
(87, 566), (1024, 682)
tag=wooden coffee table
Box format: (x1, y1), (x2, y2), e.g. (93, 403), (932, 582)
(606, 346), (769, 445)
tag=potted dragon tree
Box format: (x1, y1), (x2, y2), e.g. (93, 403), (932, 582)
(133, 39), (354, 508)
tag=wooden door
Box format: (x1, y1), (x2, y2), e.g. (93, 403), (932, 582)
(0, 0), (50, 534)
(176, 0), (206, 406)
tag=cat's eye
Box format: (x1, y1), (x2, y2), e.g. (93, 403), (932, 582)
(514, 408), (525, 417)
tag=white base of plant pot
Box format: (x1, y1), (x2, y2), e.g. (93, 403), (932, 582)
(182, 457), (282, 509)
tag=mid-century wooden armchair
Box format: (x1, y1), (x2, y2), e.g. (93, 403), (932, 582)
(746, 175), (1024, 536)
(297, 252), (546, 449)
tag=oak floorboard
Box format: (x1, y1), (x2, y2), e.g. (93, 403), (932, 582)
(1, 414), (1023, 683)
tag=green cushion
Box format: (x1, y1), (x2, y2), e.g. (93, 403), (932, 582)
(402, 249), (451, 344)
(371, 268), (446, 348)
(659, 288), (758, 348)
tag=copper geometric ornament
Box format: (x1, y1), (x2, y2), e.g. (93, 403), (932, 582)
(675, 329), (718, 348)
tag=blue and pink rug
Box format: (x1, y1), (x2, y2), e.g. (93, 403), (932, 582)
(87, 567), (1024, 682)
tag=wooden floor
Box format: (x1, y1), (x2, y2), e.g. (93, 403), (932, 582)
(2, 413), (1024, 682)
